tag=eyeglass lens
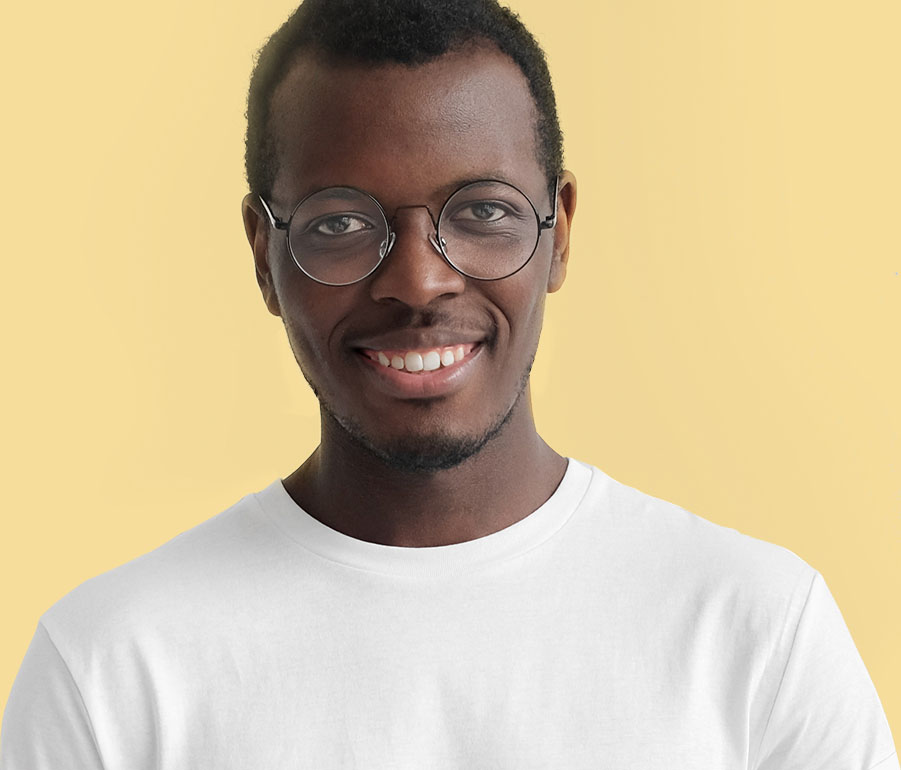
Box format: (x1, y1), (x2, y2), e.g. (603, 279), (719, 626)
(286, 182), (540, 285)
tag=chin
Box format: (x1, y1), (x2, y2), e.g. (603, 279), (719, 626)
(324, 394), (520, 475)
(361, 433), (494, 473)
(309, 350), (535, 475)
(344, 417), (511, 474)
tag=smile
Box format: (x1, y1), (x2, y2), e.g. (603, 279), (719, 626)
(354, 342), (484, 400)
(360, 343), (478, 373)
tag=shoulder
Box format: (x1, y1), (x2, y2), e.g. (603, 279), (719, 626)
(570, 464), (898, 768)
(38, 483), (282, 656)
(572, 459), (817, 619)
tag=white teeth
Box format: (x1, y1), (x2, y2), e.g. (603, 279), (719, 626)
(370, 345), (472, 373)
(405, 352), (424, 372)
(422, 351), (441, 371)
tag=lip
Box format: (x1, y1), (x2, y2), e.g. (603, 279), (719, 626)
(349, 329), (486, 350)
(355, 343), (484, 399)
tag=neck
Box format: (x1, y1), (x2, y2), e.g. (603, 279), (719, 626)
(282, 388), (566, 547)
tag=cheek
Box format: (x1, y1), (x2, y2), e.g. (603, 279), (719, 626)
(272, 268), (338, 368)
(500, 259), (552, 345)
(282, 313), (323, 366)
(522, 293), (548, 353)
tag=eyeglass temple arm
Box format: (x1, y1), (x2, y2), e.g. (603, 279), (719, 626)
(257, 195), (290, 230)
(539, 176), (560, 231)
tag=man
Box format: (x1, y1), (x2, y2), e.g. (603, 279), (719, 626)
(1, 0), (896, 767)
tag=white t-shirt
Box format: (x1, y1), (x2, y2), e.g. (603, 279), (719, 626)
(2, 459), (897, 769)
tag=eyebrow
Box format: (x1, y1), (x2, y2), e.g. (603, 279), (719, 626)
(433, 173), (518, 197)
(307, 186), (372, 201)
(292, 172), (525, 208)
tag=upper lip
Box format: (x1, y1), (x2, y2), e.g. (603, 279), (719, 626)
(349, 329), (487, 351)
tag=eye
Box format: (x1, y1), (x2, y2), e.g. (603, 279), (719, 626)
(311, 214), (373, 235)
(455, 201), (509, 223)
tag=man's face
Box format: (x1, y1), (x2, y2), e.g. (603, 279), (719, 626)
(246, 45), (574, 471)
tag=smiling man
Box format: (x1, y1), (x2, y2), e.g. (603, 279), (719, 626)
(244, 36), (574, 548)
(1, 0), (897, 768)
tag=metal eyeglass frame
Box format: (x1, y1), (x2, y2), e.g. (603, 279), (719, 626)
(257, 176), (560, 287)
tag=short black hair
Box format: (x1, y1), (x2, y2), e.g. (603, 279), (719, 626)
(244, 0), (563, 200)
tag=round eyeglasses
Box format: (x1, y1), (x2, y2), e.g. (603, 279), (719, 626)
(258, 178), (559, 286)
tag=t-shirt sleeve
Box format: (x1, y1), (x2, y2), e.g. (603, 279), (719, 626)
(752, 570), (898, 770)
(0, 622), (106, 770)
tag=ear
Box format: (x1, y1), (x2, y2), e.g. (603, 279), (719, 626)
(242, 193), (282, 317)
(546, 170), (577, 293)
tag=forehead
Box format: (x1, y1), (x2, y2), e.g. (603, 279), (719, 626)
(268, 45), (544, 206)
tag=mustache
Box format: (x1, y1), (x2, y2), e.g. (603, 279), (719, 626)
(342, 306), (499, 351)
(351, 307), (494, 335)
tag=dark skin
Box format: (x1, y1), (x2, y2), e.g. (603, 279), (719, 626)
(242, 44), (577, 547)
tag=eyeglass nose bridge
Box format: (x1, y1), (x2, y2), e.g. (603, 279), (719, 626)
(380, 203), (446, 260)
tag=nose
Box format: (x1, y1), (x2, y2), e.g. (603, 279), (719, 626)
(368, 206), (466, 306)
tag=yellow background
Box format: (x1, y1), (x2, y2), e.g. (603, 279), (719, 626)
(2, 0), (898, 738)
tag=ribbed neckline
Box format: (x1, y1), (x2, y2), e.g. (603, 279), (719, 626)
(252, 458), (596, 577)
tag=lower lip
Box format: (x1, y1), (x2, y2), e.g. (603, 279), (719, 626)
(355, 344), (484, 399)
